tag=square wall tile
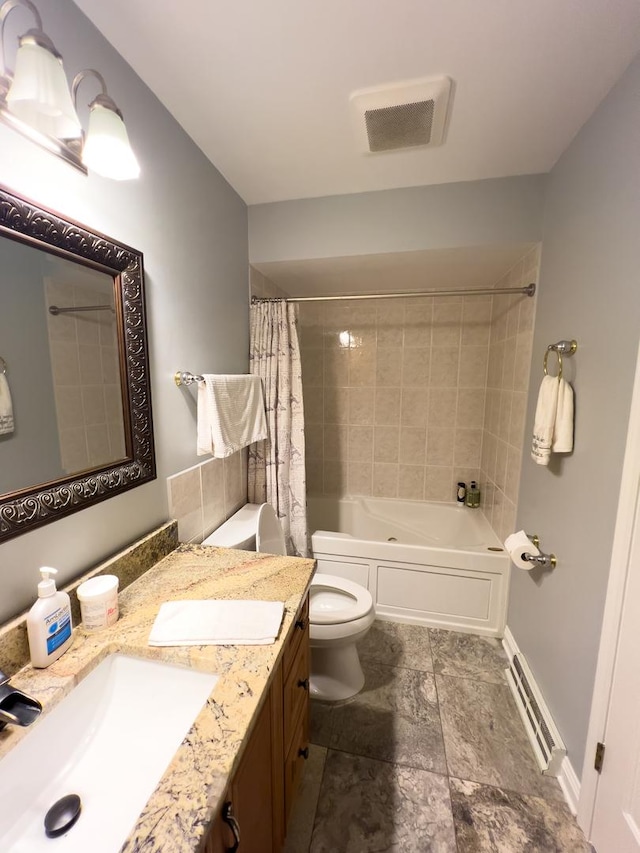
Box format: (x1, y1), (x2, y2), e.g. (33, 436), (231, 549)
(224, 450), (246, 516)
(167, 465), (203, 543)
(373, 463), (398, 498)
(202, 457), (225, 538)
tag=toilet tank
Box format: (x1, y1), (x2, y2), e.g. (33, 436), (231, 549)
(202, 503), (287, 555)
(202, 504), (260, 549)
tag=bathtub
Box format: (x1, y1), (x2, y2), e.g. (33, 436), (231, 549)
(308, 496), (510, 637)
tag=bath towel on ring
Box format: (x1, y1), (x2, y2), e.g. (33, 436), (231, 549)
(197, 374), (267, 457)
(531, 375), (574, 465)
(0, 372), (14, 436)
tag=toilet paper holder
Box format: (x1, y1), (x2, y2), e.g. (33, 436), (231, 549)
(524, 533), (557, 568)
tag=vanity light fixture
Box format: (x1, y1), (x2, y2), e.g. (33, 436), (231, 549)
(0, 0), (139, 178)
(72, 70), (140, 181)
(2, 0), (80, 139)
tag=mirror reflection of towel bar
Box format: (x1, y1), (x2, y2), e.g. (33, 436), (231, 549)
(48, 305), (115, 315)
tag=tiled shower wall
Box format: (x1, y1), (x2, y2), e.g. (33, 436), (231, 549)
(298, 246), (539, 533)
(480, 247), (539, 541)
(299, 295), (491, 502)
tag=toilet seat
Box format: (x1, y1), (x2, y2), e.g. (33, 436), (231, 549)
(309, 574), (373, 625)
(256, 503), (287, 555)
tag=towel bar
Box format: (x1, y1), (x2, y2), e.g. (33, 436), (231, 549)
(174, 371), (204, 387)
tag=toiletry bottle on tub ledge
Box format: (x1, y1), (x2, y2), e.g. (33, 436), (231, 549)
(465, 481), (481, 508)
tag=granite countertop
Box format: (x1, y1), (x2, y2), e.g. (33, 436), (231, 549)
(1, 544), (316, 852)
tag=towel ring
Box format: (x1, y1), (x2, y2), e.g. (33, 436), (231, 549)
(543, 340), (577, 380)
(543, 348), (563, 379)
(0, 356), (6, 375)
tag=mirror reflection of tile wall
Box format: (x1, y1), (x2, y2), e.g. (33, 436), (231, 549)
(298, 246), (539, 540)
(45, 274), (126, 475)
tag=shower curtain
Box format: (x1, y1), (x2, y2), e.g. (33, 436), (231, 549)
(248, 300), (309, 557)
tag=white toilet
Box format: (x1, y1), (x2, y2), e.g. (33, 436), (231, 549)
(308, 573), (375, 702)
(203, 504), (375, 702)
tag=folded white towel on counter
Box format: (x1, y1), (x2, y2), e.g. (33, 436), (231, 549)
(148, 600), (285, 646)
(552, 377), (574, 453)
(0, 373), (14, 436)
(197, 374), (267, 458)
(531, 375), (559, 466)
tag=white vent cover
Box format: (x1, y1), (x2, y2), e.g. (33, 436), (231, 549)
(506, 652), (567, 775)
(350, 76), (452, 154)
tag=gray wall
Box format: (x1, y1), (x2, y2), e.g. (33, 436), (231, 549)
(0, 239), (63, 492)
(0, 0), (248, 623)
(249, 175), (546, 262)
(511, 53), (640, 776)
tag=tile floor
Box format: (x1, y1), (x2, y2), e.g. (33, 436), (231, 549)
(284, 621), (590, 853)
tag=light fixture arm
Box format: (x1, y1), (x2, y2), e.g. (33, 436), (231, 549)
(72, 68), (123, 120)
(0, 0), (43, 78)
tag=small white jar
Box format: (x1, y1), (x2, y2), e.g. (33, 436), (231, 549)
(77, 575), (119, 632)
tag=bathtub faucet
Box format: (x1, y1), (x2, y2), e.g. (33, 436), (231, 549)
(0, 671), (42, 731)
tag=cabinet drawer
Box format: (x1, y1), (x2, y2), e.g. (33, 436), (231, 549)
(283, 596), (309, 679)
(283, 597), (309, 679)
(284, 707), (310, 825)
(283, 632), (309, 754)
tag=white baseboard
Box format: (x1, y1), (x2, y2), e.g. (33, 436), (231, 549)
(502, 624), (580, 813)
(502, 624), (518, 661)
(558, 755), (580, 815)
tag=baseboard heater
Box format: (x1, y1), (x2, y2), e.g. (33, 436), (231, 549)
(505, 652), (566, 775)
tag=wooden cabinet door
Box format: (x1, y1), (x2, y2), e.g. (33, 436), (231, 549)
(204, 798), (234, 853)
(230, 694), (274, 853)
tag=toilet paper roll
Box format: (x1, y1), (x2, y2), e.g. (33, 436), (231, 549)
(504, 530), (540, 570)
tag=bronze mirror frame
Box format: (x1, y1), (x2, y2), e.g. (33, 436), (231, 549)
(0, 185), (156, 542)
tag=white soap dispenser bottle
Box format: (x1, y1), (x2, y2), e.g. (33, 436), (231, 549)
(26, 567), (73, 668)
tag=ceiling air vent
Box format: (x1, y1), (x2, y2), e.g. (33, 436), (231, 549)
(350, 76), (452, 154)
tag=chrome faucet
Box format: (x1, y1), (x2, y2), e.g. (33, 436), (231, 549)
(0, 670), (42, 731)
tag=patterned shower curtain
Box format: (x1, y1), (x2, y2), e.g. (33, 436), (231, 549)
(248, 300), (309, 557)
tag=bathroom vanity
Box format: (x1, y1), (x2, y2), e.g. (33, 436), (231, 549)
(207, 595), (310, 852)
(0, 539), (314, 852)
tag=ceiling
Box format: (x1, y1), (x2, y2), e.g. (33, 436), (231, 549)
(253, 244), (536, 298)
(73, 0), (640, 206)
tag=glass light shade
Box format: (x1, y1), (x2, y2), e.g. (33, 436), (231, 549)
(6, 40), (82, 139)
(82, 103), (140, 180)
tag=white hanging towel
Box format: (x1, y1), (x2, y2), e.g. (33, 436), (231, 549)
(0, 373), (14, 436)
(552, 377), (574, 453)
(197, 374), (268, 458)
(148, 600), (285, 646)
(531, 375), (559, 466)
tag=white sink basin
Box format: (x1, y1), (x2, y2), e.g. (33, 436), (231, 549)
(0, 654), (218, 851)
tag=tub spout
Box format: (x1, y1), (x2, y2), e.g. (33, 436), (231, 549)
(0, 671), (42, 731)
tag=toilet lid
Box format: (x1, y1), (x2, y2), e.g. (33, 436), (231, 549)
(256, 503), (287, 556)
(309, 573), (373, 625)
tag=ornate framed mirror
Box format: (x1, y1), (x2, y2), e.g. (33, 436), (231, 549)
(0, 185), (155, 542)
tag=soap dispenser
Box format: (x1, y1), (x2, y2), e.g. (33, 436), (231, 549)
(26, 567), (73, 668)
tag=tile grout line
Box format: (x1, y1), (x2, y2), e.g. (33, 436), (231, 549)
(431, 659), (462, 853)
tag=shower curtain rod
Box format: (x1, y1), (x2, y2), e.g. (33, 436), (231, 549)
(251, 283), (536, 304)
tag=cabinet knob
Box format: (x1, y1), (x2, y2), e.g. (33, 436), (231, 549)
(222, 801), (241, 852)
(298, 746), (310, 760)
(295, 617), (306, 630)
(297, 678), (309, 691)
